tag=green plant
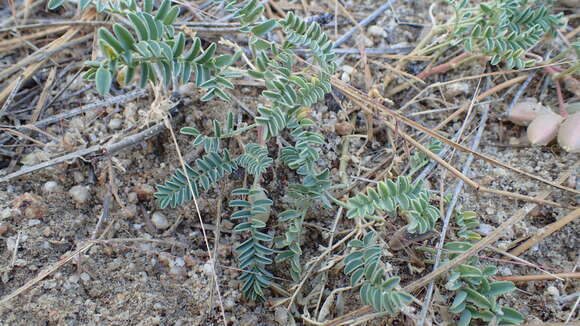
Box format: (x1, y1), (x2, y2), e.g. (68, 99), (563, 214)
(54, 0), (241, 98)
(344, 231), (414, 314)
(445, 0), (563, 69)
(442, 211), (524, 325)
(346, 176), (440, 234)
(410, 140), (443, 175)
(229, 187), (275, 301)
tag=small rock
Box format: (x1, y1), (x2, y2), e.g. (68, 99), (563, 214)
(43, 280), (57, 289)
(340, 72), (350, 82)
(42, 226), (52, 237)
(73, 171), (85, 183)
(368, 25), (386, 37)
(121, 204), (138, 218)
(363, 36), (374, 47)
(335, 122), (353, 136)
(68, 274), (80, 283)
(478, 223), (493, 236)
(127, 192), (138, 204)
(342, 65), (354, 74)
(224, 296), (236, 310)
(498, 266), (512, 276)
(151, 212), (169, 230)
(546, 285), (559, 297)
(108, 118), (123, 130)
(445, 82), (470, 97)
(80, 272), (90, 282)
(202, 260), (214, 276)
(0, 225), (8, 235)
(69, 185), (91, 204)
(169, 265), (186, 278)
(28, 219), (42, 226)
(42, 181), (62, 194)
(174, 257), (185, 267)
(1, 208), (14, 219)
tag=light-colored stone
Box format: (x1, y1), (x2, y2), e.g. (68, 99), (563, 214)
(202, 260), (214, 276)
(546, 285), (559, 297)
(368, 25), (386, 37)
(109, 118), (123, 130)
(445, 82), (470, 97)
(69, 185), (91, 204)
(42, 181), (62, 194)
(151, 212), (169, 230)
(342, 65), (354, 74)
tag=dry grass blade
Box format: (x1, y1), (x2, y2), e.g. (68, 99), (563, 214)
(0, 26), (68, 49)
(509, 208), (580, 256)
(495, 272), (580, 282)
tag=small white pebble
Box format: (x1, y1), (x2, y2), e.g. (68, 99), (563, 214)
(368, 25), (386, 37)
(224, 297), (236, 310)
(174, 257), (185, 267)
(80, 272), (90, 282)
(127, 192), (138, 204)
(546, 285), (559, 297)
(69, 185), (91, 204)
(499, 266), (512, 276)
(169, 265), (186, 277)
(478, 223), (494, 235)
(72, 171), (84, 183)
(108, 118), (123, 130)
(42, 181), (62, 194)
(341, 72), (351, 82)
(28, 219), (42, 226)
(202, 260), (214, 276)
(151, 212), (169, 230)
(445, 82), (470, 97)
(342, 65), (354, 74)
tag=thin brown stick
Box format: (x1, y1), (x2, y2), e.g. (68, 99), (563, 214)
(0, 75), (23, 118)
(496, 273), (580, 282)
(519, 323), (579, 326)
(510, 208), (580, 256)
(0, 26), (68, 48)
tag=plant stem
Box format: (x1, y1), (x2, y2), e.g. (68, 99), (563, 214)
(327, 194), (348, 208)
